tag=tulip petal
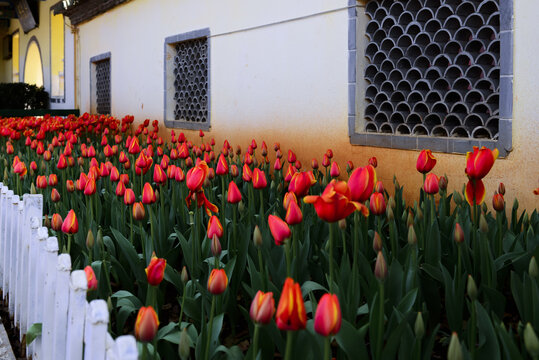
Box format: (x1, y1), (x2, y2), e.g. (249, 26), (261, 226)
(465, 179), (486, 206)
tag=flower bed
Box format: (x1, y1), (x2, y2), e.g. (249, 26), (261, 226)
(0, 113), (538, 359)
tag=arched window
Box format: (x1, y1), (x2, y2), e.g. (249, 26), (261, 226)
(24, 38), (44, 87)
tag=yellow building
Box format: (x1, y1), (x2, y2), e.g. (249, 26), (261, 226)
(0, 0), (537, 210)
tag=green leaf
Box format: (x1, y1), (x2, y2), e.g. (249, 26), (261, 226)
(301, 281), (327, 298)
(26, 323), (42, 345)
(496, 322), (523, 360)
(396, 288), (418, 314)
(475, 301), (500, 360)
(110, 227), (146, 284)
(335, 319), (368, 359)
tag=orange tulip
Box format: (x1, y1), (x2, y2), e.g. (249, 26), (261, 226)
(252, 168), (267, 189)
(135, 306), (159, 342)
(146, 254), (166, 286)
(51, 213), (63, 231)
(142, 182), (156, 204)
(423, 173), (439, 195)
(285, 200), (303, 225)
(250, 291), (275, 325)
(465, 146), (498, 180)
(207, 215), (223, 239)
(465, 179), (486, 206)
(288, 171), (316, 198)
(416, 149), (436, 174)
(227, 181), (242, 204)
(216, 153), (229, 176)
(369, 192), (386, 216)
(283, 191), (297, 211)
(51, 188), (61, 202)
(276, 278), (306, 331)
(348, 165), (376, 203)
(304, 180), (368, 222)
(207, 268), (228, 295)
(66, 180), (75, 193)
(314, 293), (342, 337)
(133, 202), (145, 220)
(84, 265), (98, 291)
(242, 164), (252, 182)
(492, 193), (504, 211)
(61, 209), (78, 234)
(268, 214), (291, 245)
(124, 188), (136, 205)
(48, 174), (58, 186)
(36, 175), (47, 189)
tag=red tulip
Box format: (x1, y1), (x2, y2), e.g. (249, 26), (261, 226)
(423, 173), (439, 194)
(84, 177), (97, 196)
(216, 153), (229, 176)
(135, 306), (159, 342)
(207, 269), (228, 295)
(48, 174), (58, 186)
(250, 291), (275, 325)
(36, 175), (47, 189)
(348, 165), (376, 203)
(465, 146), (499, 180)
(61, 209), (78, 234)
(51, 213), (63, 231)
(252, 168), (267, 189)
(110, 166), (120, 182)
(288, 171), (316, 198)
(124, 188), (136, 205)
(51, 188), (61, 202)
(268, 215), (291, 245)
(128, 137), (140, 154)
(322, 154), (330, 168)
(416, 149), (436, 174)
(120, 174), (129, 185)
(283, 192), (297, 211)
(227, 181), (242, 204)
(465, 179), (486, 206)
(186, 161), (209, 192)
(146, 255), (166, 286)
(274, 158), (282, 171)
(311, 158), (319, 170)
(330, 162), (340, 177)
(276, 278), (306, 331)
(284, 164), (296, 182)
(153, 164), (167, 185)
(369, 192), (386, 216)
(242, 164), (252, 182)
(288, 150), (296, 164)
(314, 293), (342, 337)
(304, 180), (369, 222)
(57, 154), (67, 169)
(285, 199), (303, 225)
(207, 215), (223, 239)
(368, 157), (377, 168)
(142, 183), (156, 204)
(84, 266), (98, 291)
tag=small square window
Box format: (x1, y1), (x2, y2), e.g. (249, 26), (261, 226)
(164, 28), (210, 130)
(90, 52), (111, 115)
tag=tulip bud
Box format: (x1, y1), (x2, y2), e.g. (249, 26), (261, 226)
(135, 306), (159, 342)
(467, 275), (478, 301)
(530, 257), (539, 278)
(373, 231), (382, 252)
(447, 332), (463, 360)
(498, 183), (505, 196)
(438, 175), (448, 191)
(374, 251), (387, 281)
(84, 266), (98, 291)
(253, 225), (263, 247)
(479, 214), (488, 233)
(513, 197), (519, 212)
(415, 207), (423, 221)
(368, 157), (377, 168)
(179, 327), (191, 360)
(250, 290), (276, 325)
(146, 255), (166, 286)
(96, 228), (104, 249)
(30, 183), (36, 194)
(481, 202), (487, 214)
(408, 225), (417, 245)
(374, 181), (384, 194)
(133, 202), (145, 221)
(211, 235), (222, 257)
(492, 193), (504, 212)
(406, 211), (414, 227)
(414, 312), (424, 339)
(388, 196), (396, 210)
(525, 323), (539, 358)
(453, 191), (462, 205)
(86, 229), (94, 250)
(338, 218), (346, 230)
(238, 201), (245, 213)
(51, 214), (63, 231)
(207, 268), (228, 295)
(386, 206), (394, 221)
(181, 266), (189, 284)
(155, 189), (160, 202)
(454, 223), (464, 244)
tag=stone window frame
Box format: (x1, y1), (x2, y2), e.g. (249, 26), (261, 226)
(89, 52), (111, 115)
(347, 0), (513, 157)
(163, 28), (211, 131)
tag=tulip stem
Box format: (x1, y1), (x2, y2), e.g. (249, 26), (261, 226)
(129, 210), (134, 244)
(329, 222), (335, 293)
(220, 176), (226, 238)
(376, 280), (385, 360)
(252, 324), (260, 360)
(340, 227), (347, 260)
(179, 283), (186, 326)
(259, 189), (264, 226)
(205, 295), (216, 360)
(258, 247), (267, 291)
(67, 234), (72, 254)
(469, 299), (477, 360)
(285, 240), (291, 278)
(323, 336), (331, 360)
(496, 211), (503, 257)
(284, 331), (294, 360)
(457, 245), (462, 290)
(232, 206), (238, 258)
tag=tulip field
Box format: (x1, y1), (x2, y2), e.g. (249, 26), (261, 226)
(2, 113), (539, 359)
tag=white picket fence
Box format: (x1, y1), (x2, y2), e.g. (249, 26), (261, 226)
(0, 184), (139, 359)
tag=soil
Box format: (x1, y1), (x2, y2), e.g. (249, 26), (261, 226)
(0, 294), (26, 359)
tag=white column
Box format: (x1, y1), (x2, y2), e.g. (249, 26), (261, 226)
(41, 237), (59, 360)
(20, 194), (43, 338)
(2, 189), (13, 300)
(8, 195), (19, 315)
(14, 200), (24, 327)
(51, 253), (71, 360)
(25, 217), (40, 357)
(65, 270), (87, 360)
(0, 183), (4, 291)
(32, 226), (49, 360)
(106, 335), (139, 360)
(84, 300), (109, 360)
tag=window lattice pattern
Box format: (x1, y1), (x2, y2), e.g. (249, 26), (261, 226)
(95, 59), (111, 114)
(364, 0), (500, 139)
(173, 37), (208, 123)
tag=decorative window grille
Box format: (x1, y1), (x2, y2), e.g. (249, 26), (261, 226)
(363, 0), (500, 140)
(95, 59), (111, 115)
(164, 28), (210, 130)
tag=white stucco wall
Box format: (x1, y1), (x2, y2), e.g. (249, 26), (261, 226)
(77, 0), (349, 130)
(0, 0), (75, 109)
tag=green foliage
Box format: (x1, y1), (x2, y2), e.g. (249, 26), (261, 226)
(0, 82), (49, 109)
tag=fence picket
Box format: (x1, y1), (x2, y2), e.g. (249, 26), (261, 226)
(107, 335), (139, 360)
(8, 195), (20, 315)
(51, 253), (71, 360)
(41, 237), (59, 360)
(84, 299), (109, 360)
(25, 217), (40, 356)
(2, 190), (13, 301)
(14, 200), (24, 329)
(65, 270), (87, 360)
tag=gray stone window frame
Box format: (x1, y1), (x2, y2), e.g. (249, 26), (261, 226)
(89, 52), (111, 115)
(164, 28), (211, 131)
(348, 0), (513, 157)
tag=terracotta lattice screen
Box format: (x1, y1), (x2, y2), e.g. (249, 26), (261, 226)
(363, 0), (500, 140)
